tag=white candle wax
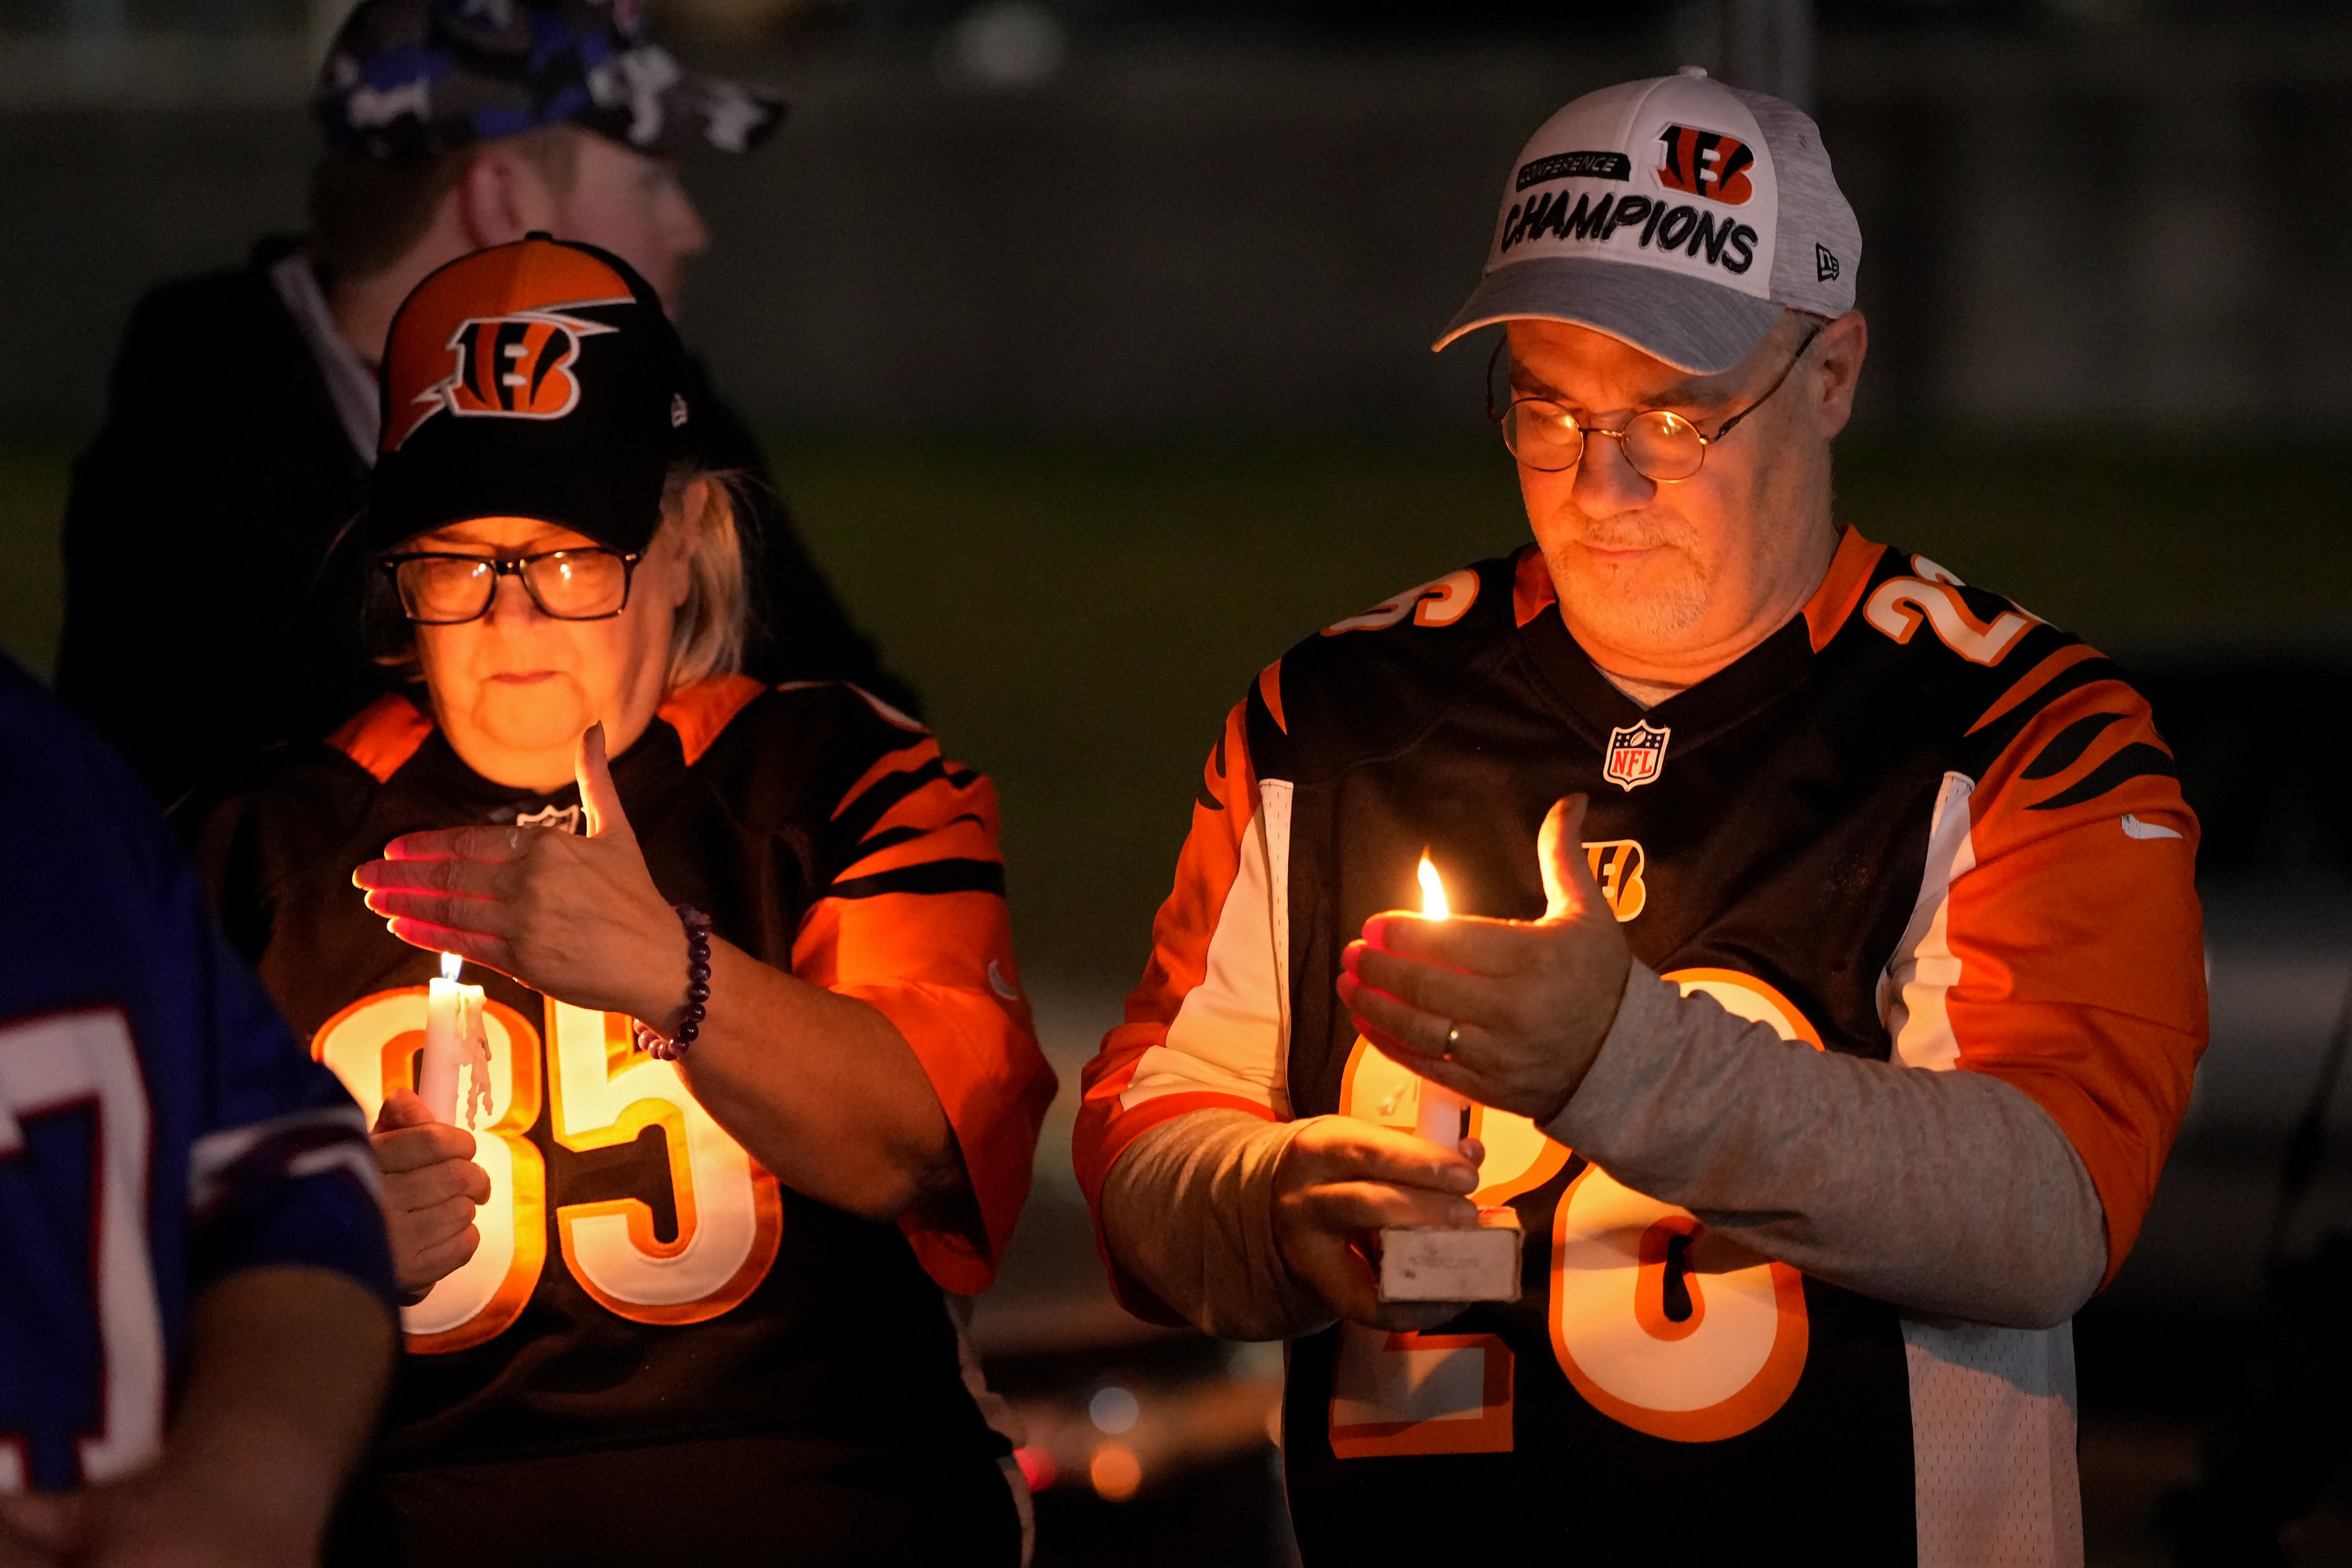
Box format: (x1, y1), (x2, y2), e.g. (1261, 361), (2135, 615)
(1416, 1080), (1472, 1152)
(419, 953), (485, 1125)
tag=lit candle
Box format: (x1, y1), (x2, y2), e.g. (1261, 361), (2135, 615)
(1412, 853), (1472, 1153)
(1376, 851), (1523, 1305)
(420, 953), (491, 1127)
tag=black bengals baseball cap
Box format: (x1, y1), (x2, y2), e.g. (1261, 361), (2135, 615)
(368, 233), (690, 555)
(316, 0), (782, 163)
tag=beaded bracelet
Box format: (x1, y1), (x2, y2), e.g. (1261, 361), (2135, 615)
(633, 903), (713, 1061)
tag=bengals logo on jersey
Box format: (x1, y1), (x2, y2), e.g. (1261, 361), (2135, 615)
(1584, 838), (1647, 922)
(1655, 124), (1755, 205)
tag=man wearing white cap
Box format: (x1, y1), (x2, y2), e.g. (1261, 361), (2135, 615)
(1074, 70), (2206, 1563)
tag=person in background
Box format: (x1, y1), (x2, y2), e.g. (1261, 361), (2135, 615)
(188, 235), (1052, 1567)
(57, 0), (915, 811)
(0, 653), (395, 1567)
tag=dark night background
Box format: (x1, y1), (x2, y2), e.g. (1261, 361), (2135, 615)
(2, 0), (2348, 1561)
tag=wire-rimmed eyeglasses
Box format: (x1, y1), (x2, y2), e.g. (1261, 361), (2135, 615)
(1487, 320), (1825, 481)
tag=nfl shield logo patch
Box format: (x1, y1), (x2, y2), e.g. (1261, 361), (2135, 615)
(1603, 721), (1670, 792)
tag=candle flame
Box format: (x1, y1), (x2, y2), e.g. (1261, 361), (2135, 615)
(1417, 854), (1449, 920)
(440, 951), (463, 982)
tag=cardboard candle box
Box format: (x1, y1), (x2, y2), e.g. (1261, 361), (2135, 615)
(1377, 1207), (1523, 1303)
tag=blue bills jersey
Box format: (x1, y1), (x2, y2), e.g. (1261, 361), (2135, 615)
(0, 655), (394, 1495)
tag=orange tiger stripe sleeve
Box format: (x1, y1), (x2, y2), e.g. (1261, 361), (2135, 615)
(1889, 652), (2208, 1287)
(791, 729), (1056, 1295)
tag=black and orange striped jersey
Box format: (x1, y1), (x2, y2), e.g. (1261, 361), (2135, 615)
(187, 675), (1053, 1562)
(1075, 529), (2206, 1563)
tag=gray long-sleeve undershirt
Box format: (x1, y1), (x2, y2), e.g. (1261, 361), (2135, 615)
(1099, 961), (2107, 1341)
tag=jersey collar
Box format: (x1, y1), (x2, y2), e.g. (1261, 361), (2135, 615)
(1514, 532), (1874, 756)
(328, 674), (768, 789)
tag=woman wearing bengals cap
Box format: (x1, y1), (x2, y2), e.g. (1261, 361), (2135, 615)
(184, 234), (1054, 1567)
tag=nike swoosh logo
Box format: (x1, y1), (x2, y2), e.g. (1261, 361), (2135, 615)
(2121, 814), (2182, 840)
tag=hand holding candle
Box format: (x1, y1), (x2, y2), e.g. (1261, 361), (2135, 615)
(1267, 1117), (1484, 1333)
(1369, 851), (1520, 1305)
(382, 959), (495, 1297)
(1263, 851), (1492, 1330)
(1339, 796), (1632, 1127)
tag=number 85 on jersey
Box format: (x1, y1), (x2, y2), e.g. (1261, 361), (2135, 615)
(314, 986), (782, 1352)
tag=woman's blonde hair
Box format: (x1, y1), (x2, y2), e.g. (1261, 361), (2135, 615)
(660, 464), (753, 692)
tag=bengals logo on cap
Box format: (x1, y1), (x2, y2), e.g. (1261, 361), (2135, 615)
(428, 308), (613, 423)
(1655, 124), (1755, 206)
(382, 241), (636, 452)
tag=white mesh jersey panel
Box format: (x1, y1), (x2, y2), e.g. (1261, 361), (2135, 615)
(1878, 771), (1976, 1071)
(1887, 766), (2085, 1564)
(1904, 1316), (2085, 1568)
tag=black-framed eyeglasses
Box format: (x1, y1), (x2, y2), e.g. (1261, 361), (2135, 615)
(379, 547), (642, 625)
(1486, 320), (1826, 481)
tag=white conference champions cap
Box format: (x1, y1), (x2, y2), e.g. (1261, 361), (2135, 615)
(1434, 67), (1861, 374)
